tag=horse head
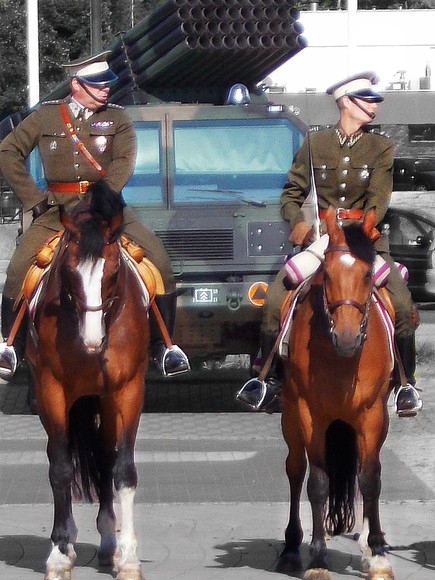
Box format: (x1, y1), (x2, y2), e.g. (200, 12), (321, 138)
(59, 181), (125, 354)
(322, 205), (377, 357)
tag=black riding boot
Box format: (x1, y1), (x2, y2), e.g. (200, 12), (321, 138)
(149, 292), (190, 376)
(236, 332), (282, 413)
(394, 334), (422, 417)
(0, 296), (27, 381)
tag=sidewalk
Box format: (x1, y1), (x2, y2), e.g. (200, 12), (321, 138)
(0, 500), (434, 579)
(0, 310), (434, 579)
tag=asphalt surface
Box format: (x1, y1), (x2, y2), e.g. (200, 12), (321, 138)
(0, 314), (434, 579)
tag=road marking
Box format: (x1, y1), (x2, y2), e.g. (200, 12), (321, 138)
(0, 451), (257, 465)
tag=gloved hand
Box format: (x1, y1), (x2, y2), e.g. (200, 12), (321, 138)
(31, 198), (49, 221)
(289, 221), (316, 248)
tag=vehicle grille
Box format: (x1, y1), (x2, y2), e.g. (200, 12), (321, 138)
(156, 229), (234, 261)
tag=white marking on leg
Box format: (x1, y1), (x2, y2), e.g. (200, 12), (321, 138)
(358, 516), (371, 561)
(45, 542), (76, 576)
(117, 487), (140, 569)
(77, 258), (105, 351)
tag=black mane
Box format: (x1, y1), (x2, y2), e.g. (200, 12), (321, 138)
(343, 222), (376, 266)
(75, 180), (126, 261)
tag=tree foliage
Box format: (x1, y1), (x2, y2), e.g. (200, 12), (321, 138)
(0, 0), (160, 119)
(0, 0), (433, 119)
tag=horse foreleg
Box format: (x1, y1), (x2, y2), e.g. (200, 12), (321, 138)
(45, 434), (77, 580)
(357, 419), (394, 580)
(112, 395), (144, 580)
(304, 464), (332, 580)
(96, 450), (117, 567)
(276, 408), (307, 574)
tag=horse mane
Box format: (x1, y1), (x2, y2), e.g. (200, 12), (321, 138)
(73, 180), (126, 261)
(342, 222), (376, 266)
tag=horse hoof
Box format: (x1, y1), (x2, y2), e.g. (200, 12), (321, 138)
(44, 568), (72, 580)
(366, 556), (395, 579)
(303, 568), (333, 580)
(116, 566), (145, 580)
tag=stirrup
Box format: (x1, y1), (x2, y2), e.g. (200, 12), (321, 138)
(0, 343), (18, 381)
(394, 383), (423, 417)
(236, 377), (280, 411)
(159, 345), (190, 377)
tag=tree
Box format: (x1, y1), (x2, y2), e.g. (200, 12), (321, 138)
(0, 0), (161, 120)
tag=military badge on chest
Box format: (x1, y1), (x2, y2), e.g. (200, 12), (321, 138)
(360, 165), (370, 180)
(94, 135), (107, 153)
(90, 120), (113, 153)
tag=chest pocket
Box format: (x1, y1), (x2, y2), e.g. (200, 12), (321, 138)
(313, 160), (338, 190)
(349, 160), (373, 183)
(40, 132), (69, 159)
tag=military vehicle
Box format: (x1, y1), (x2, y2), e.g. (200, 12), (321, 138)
(1, 0), (308, 373)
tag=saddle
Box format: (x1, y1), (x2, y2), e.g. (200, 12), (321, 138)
(20, 232), (164, 307)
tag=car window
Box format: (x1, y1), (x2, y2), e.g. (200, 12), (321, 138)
(384, 213), (433, 245)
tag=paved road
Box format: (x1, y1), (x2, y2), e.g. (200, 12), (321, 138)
(0, 321), (434, 579)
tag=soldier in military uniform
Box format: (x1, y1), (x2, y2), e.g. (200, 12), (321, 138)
(0, 51), (189, 380)
(237, 71), (422, 417)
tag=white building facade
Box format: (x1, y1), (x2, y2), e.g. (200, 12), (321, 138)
(269, 7), (435, 94)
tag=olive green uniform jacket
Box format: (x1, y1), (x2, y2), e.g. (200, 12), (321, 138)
(0, 98), (174, 298)
(263, 127), (415, 337)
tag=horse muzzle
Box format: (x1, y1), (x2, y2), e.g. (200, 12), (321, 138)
(331, 329), (366, 357)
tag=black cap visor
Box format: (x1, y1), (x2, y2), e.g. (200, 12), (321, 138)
(76, 69), (118, 87)
(347, 88), (384, 103)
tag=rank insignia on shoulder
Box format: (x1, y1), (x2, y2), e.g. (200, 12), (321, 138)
(107, 103), (124, 110)
(90, 120), (114, 128)
(42, 99), (65, 106)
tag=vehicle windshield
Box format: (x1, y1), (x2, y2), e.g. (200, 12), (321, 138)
(124, 117), (303, 207)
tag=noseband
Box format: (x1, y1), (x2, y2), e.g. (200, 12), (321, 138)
(322, 245), (373, 340)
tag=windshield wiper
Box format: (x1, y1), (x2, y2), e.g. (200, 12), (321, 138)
(188, 188), (267, 207)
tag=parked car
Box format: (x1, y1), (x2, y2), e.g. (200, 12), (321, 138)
(379, 207), (435, 301)
(393, 158), (435, 191)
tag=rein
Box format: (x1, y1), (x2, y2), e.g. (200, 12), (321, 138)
(322, 245), (373, 338)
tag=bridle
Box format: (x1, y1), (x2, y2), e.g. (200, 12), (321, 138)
(322, 245), (373, 342)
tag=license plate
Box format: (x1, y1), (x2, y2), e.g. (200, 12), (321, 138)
(194, 288), (218, 303)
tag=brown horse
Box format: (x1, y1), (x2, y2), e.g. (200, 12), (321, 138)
(276, 206), (395, 580)
(26, 183), (149, 580)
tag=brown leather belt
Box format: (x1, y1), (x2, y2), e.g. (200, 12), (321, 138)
(319, 208), (363, 220)
(47, 181), (93, 194)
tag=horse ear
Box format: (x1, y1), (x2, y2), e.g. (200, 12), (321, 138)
(362, 208), (377, 238)
(109, 209), (124, 239)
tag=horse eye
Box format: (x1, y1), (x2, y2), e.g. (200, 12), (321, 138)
(365, 269), (372, 282)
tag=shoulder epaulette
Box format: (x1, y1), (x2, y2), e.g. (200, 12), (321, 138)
(41, 99), (67, 106)
(367, 127), (391, 139)
(107, 103), (124, 110)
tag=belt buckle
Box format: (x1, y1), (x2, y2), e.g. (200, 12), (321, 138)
(336, 207), (345, 223)
(79, 180), (89, 194)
